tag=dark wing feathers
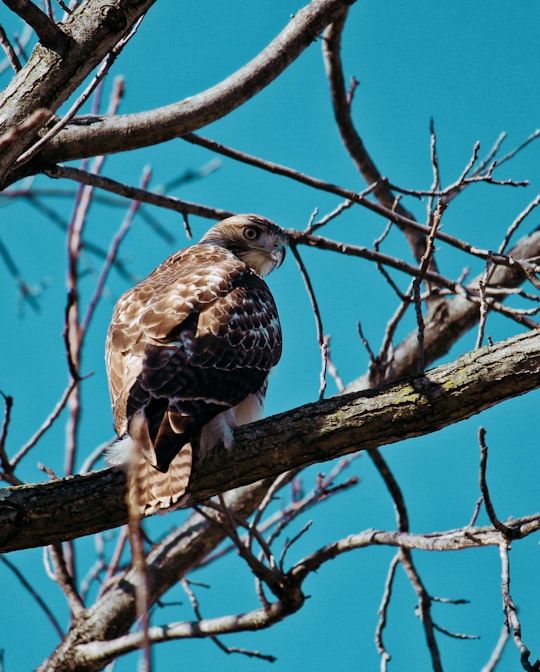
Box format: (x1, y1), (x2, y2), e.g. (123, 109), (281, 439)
(106, 242), (281, 466)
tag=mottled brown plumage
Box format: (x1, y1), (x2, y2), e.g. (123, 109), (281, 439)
(106, 214), (287, 516)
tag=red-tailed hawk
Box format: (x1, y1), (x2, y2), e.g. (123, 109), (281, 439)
(106, 214), (287, 516)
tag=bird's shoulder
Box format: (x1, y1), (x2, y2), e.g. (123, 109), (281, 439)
(107, 243), (266, 351)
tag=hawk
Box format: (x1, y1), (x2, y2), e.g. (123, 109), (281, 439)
(106, 214), (287, 516)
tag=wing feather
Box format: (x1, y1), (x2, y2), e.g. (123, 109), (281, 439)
(105, 216), (285, 516)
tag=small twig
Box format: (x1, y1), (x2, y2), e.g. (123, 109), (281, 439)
(98, 526), (130, 598)
(12, 32), (29, 64)
(38, 463), (60, 480)
(375, 552), (400, 671)
(432, 622), (479, 640)
(499, 541), (539, 671)
(369, 448), (409, 533)
(0, 392), (16, 482)
(324, 335), (345, 392)
(468, 497), (484, 528)
(0, 234), (44, 313)
(47, 543), (85, 616)
(370, 443), (443, 670)
(289, 242), (327, 399)
(0, 23), (22, 71)
(248, 472), (297, 552)
(498, 193), (540, 255)
(216, 495), (279, 575)
(412, 201), (446, 372)
(181, 578), (277, 662)
(278, 521), (313, 571)
(80, 533), (107, 600)
(476, 253), (493, 349)
(476, 133), (506, 175)
(401, 549), (443, 672)
(481, 625), (510, 672)
(372, 287), (413, 384)
(308, 198), (354, 233)
(478, 428), (520, 539)
(357, 321), (378, 370)
(427, 119), (441, 220)
(494, 129), (540, 171)
(11, 378), (78, 467)
(79, 438), (114, 474)
(198, 499), (281, 596)
(80, 166), (151, 338)
(3, 0), (69, 51)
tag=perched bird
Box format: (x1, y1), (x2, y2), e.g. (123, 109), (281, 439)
(106, 214), (287, 516)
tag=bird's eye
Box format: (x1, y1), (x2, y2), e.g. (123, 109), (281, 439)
(243, 226), (260, 241)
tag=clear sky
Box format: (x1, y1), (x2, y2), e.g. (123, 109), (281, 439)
(1, 1), (540, 670)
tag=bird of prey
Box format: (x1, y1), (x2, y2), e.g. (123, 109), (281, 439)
(106, 214), (287, 516)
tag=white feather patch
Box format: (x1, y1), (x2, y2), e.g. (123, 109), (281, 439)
(105, 434), (136, 469)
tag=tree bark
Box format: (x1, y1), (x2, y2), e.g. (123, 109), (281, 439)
(2, 329), (539, 553)
(0, 0), (157, 185)
(0, 0), (356, 188)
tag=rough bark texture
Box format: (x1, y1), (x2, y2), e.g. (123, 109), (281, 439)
(0, 0), (157, 185)
(345, 229), (540, 391)
(0, 0), (356, 188)
(2, 329), (539, 554)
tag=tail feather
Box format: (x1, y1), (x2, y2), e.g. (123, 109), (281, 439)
(107, 408), (192, 517)
(106, 393), (264, 518)
(144, 442), (192, 514)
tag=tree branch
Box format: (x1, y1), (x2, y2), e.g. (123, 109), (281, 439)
(0, 0), (157, 186)
(322, 12), (430, 265)
(8, 0), (357, 182)
(3, 0), (69, 52)
(345, 228), (540, 390)
(1, 330), (540, 553)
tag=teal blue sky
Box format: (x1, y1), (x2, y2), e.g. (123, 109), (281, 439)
(1, 2), (540, 670)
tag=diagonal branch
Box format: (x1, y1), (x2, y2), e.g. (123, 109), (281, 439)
(322, 12), (430, 265)
(3, 0), (69, 51)
(1, 329), (540, 553)
(10, 0), (357, 180)
(0, 0), (158, 185)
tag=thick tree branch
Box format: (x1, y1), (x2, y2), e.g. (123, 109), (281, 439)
(0, 0), (157, 186)
(346, 228), (540, 390)
(6, 0), (357, 184)
(3, 0), (70, 52)
(1, 330), (539, 553)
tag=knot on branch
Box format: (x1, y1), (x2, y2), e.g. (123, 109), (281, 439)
(100, 5), (128, 33)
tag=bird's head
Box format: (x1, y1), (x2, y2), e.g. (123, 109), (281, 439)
(200, 214), (288, 277)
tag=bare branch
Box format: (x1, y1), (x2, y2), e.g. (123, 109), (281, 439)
(11, 379), (78, 468)
(21, 0), (357, 173)
(478, 428), (520, 540)
(47, 544), (85, 616)
(292, 230), (539, 330)
(2, 329), (540, 552)
(498, 542), (539, 671)
(322, 12), (428, 263)
(45, 164), (234, 221)
(0, 23), (22, 71)
(290, 242), (328, 399)
(3, 0), (69, 51)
